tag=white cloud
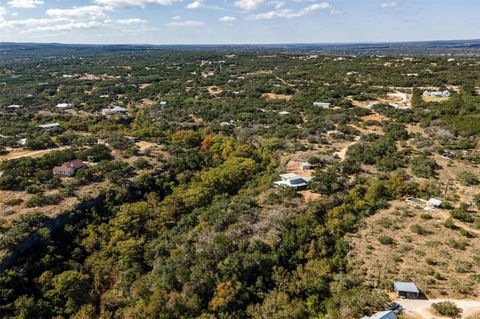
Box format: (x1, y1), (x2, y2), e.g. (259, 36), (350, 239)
(381, 2), (399, 8)
(7, 0), (43, 8)
(116, 18), (148, 25)
(186, 0), (205, 9)
(171, 15), (182, 20)
(234, 0), (266, 11)
(247, 2), (329, 19)
(219, 16), (235, 22)
(94, 0), (178, 8)
(0, 3), (150, 35)
(268, 1), (285, 9)
(46, 6), (109, 19)
(0, 6), (6, 21)
(330, 8), (341, 15)
(166, 20), (204, 27)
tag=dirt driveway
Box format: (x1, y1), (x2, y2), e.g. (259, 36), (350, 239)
(397, 299), (480, 318)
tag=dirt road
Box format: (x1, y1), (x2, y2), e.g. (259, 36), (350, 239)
(0, 146), (71, 161)
(397, 299), (480, 318)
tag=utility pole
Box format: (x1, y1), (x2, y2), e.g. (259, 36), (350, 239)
(444, 178), (450, 196)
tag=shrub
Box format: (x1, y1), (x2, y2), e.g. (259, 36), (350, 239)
(410, 156), (439, 178)
(3, 198), (23, 206)
(420, 213), (433, 220)
(444, 218), (456, 229)
(411, 224), (429, 235)
(457, 171), (479, 186)
(451, 208), (475, 223)
(378, 235), (395, 245)
(432, 301), (461, 318)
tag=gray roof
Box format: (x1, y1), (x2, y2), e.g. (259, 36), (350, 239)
(367, 310), (397, 319)
(394, 281), (419, 293)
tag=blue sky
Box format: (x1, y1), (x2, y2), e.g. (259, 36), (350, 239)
(0, 0), (479, 44)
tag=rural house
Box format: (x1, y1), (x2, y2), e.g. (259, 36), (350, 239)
(38, 123), (60, 130)
(274, 173), (311, 190)
(422, 90), (451, 98)
(101, 106), (127, 116)
(361, 310), (397, 319)
(301, 162), (312, 171)
(56, 103), (72, 109)
(427, 198), (442, 209)
(53, 159), (87, 177)
(313, 102), (331, 108)
(394, 281), (420, 299)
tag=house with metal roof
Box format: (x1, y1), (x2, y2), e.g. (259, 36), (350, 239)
(274, 173), (311, 190)
(394, 281), (420, 299)
(361, 310), (397, 319)
(313, 102), (331, 108)
(38, 123), (61, 130)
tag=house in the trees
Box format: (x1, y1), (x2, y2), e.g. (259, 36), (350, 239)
(313, 102), (331, 108)
(423, 90), (451, 98)
(394, 281), (420, 299)
(160, 101), (167, 107)
(56, 103), (72, 109)
(101, 106), (127, 116)
(53, 159), (87, 177)
(38, 123), (60, 130)
(16, 138), (27, 147)
(301, 162), (312, 171)
(274, 173), (311, 190)
(361, 310), (397, 319)
(427, 198), (442, 209)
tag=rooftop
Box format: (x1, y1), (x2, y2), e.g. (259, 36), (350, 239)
(394, 281), (419, 293)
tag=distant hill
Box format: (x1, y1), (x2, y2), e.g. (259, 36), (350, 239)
(2, 39), (480, 58)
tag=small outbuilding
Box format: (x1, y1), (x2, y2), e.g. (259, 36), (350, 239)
(427, 198), (442, 209)
(394, 281), (420, 299)
(362, 310), (397, 319)
(313, 102), (331, 108)
(300, 162), (312, 171)
(274, 173), (311, 191)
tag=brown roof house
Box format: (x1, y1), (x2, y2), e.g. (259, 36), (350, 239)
(53, 159), (87, 177)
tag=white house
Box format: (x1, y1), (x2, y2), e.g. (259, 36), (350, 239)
(361, 310), (397, 319)
(427, 198), (442, 209)
(56, 103), (72, 109)
(313, 102), (331, 109)
(16, 138), (27, 147)
(38, 123), (60, 129)
(423, 90), (451, 98)
(274, 173), (311, 190)
(101, 106), (127, 116)
(301, 162), (312, 171)
(279, 111), (291, 115)
(7, 104), (22, 109)
(160, 101), (167, 107)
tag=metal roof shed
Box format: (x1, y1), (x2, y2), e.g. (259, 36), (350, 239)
(394, 281), (420, 299)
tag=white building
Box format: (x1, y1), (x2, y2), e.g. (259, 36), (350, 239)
(361, 310), (397, 319)
(17, 138), (27, 147)
(38, 123), (60, 129)
(423, 90), (451, 98)
(7, 104), (22, 109)
(313, 102), (331, 109)
(274, 173), (311, 190)
(279, 111), (291, 115)
(56, 103), (72, 109)
(301, 162), (312, 170)
(101, 106), (127, 116)
(427, 198), (442, 209)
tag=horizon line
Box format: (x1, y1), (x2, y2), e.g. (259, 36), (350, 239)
(2, 37), (480, 47)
